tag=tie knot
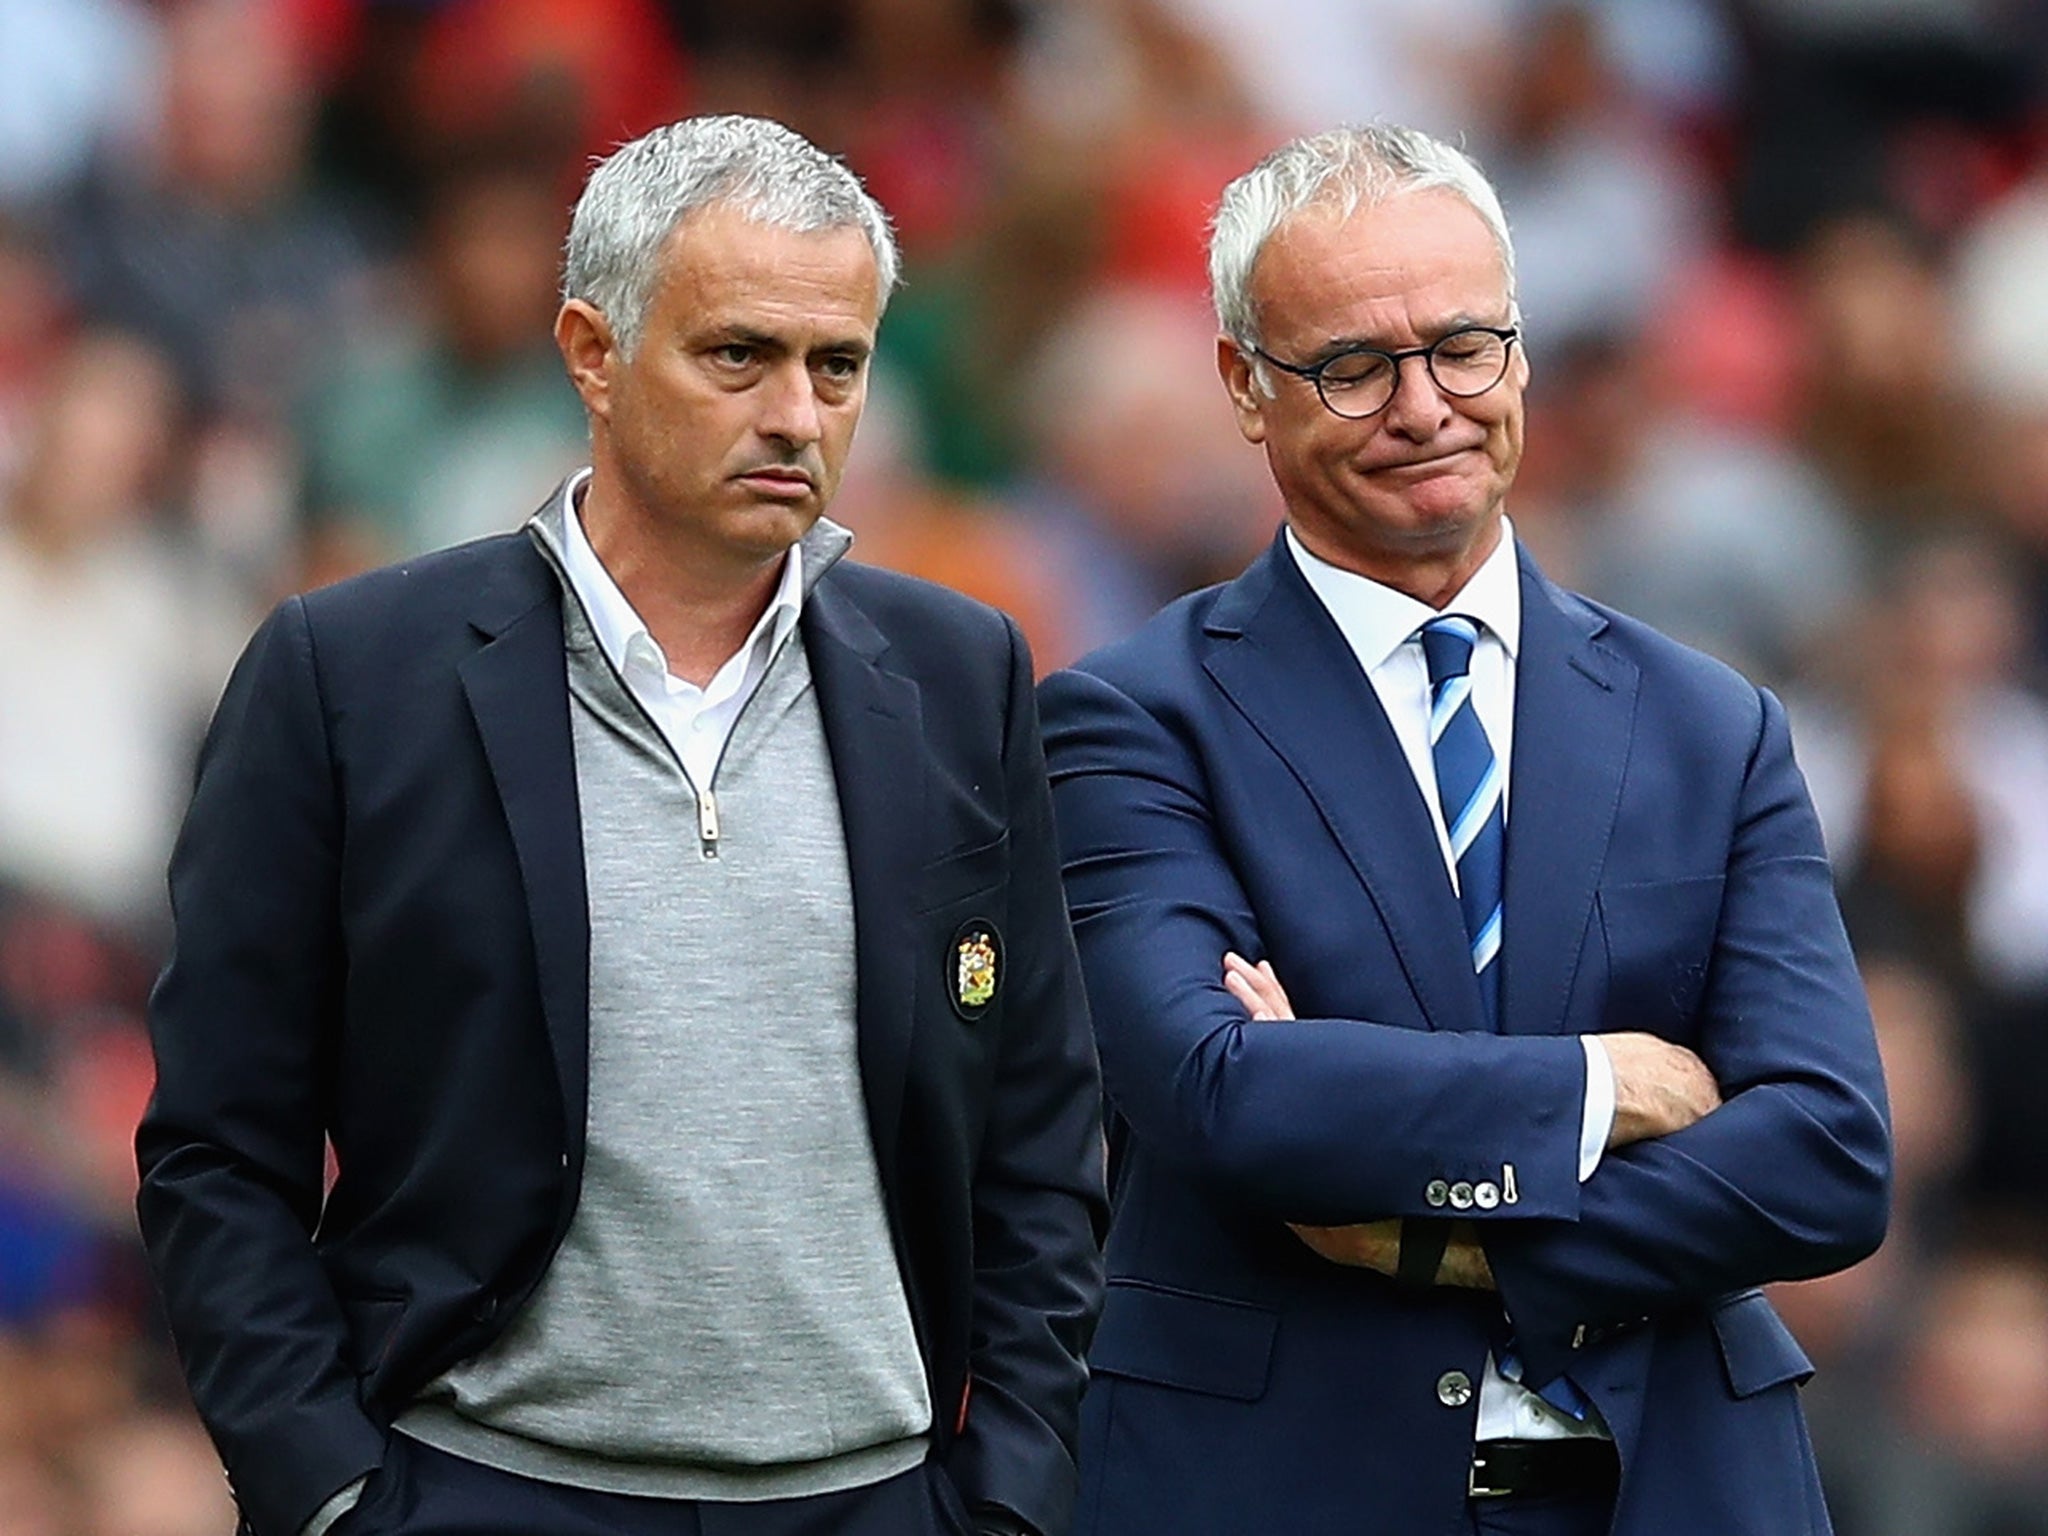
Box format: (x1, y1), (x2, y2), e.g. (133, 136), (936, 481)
(1419, 615), (1480, 686)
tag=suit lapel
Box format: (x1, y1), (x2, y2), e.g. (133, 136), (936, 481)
(802, 578), (926, 1193)
(458, 538), (592, 1153)
(1497, 555), (1637, 1037)
(1202, 538), (1485, 1035)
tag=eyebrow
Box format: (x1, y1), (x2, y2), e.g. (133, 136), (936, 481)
(1308, 311), (1508, 358)
(708, 325), (874, 361)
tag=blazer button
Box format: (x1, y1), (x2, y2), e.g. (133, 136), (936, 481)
(1436, 1370), (1473, 1408)
(472, 1295), (500, 1324)
(1448, 1181), (1475, 1210)
(1425, 1179), (1450, 1208)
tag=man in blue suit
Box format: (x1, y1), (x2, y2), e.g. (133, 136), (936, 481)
(1039, 125), (1889, 1536)
(137, 117), (1104, 1536)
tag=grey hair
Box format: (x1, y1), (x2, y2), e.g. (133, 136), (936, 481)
(563, 115), (900, 354)
(1209, 124), (1517, 354)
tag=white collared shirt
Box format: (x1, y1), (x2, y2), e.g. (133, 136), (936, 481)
(557, 470), (804, 791)
(1285, 519), (1616, 1443)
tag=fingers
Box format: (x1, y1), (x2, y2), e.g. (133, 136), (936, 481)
(1222, 951), (1297, 1020)
(1223, 967), (1275, 1019)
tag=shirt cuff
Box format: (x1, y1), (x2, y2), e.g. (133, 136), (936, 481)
(1578, 1035), (1615, 1182)
(300, 1475), (368, 1536)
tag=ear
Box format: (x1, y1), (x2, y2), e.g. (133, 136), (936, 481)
(1217, 335), (1268, 445)
(556, 300), (618, 421)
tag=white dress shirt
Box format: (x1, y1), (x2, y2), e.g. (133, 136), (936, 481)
(1285, 521), (1615, 1442)
(558, 470), (804, 790)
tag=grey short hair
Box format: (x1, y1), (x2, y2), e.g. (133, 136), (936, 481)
(563, 115), (901, 354)
(1210, 124), (1517, 353)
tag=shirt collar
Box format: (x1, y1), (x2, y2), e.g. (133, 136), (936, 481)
(1284, 517), (1522, 674)
(556, 467), (806, 683)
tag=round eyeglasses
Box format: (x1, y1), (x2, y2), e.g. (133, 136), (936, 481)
(1251, 325), (1520, 420)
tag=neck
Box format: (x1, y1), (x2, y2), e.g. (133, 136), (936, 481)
(1293, 516), (1503, 609)
(577, 478), (791, 689)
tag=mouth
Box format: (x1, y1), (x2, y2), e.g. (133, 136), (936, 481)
(1379, 445), (1479, 476)
(732, 468), (817, 499)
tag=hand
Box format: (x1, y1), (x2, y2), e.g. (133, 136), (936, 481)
(1602, 1031), (1722, 1148)
(1289, 1217), (1401, 1273)
(1287, 1218), (1496, 1289)
(1222, 951), (1294, 1020)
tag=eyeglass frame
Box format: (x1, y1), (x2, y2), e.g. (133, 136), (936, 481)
(1248, 324), (1522, 419)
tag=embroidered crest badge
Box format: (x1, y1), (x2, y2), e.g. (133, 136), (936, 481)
(950, 920), (1002, 1020)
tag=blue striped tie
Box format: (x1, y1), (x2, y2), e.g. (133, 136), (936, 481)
(1420, 616), (1504, 1028)
(1422, 617), (1596, 1423)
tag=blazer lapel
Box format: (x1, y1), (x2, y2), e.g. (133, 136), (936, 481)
(1202, 537), (1485, 1035)
(1497, 554), (1637, 1037)
(802, 578), (926, 1193)
(457, 538), (592, 1153)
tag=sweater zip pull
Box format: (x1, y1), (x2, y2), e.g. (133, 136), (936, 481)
(697, 785), (721, 858)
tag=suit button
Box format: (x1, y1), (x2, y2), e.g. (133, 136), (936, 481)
(1436, 1370), (1473, 1408)
(1448, 1181), (1475, 1210)
(472, 1295), (500, 1323)
(1425, 1179), (1450, 1208)
(1473, 1181), (1500, 1210)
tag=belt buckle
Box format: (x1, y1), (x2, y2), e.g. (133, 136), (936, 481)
(1467, 1446), (1509, 1500)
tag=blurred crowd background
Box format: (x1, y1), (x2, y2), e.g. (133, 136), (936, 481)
(2, 0), (2047, 1530)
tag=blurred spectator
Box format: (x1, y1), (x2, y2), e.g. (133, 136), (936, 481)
(1160, 0), (1511, 140)
(1873, 1238), (2048, 1536)
(1489, 3), (1710, 349)
(1795, 211), (1966, 536)
(54, 0), (375, 422)
(1954, 172), (2048, 686)
(1798, 536), (2048, 1000)
(0, 220), (70, 493)
(298, 161), (587, 571)
(0, 332), (251, 934)
(1518, 331), (1866, 687)
(1010, 285), (1281, 655)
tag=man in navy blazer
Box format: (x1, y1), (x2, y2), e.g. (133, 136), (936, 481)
(136, 117), (1104, 1536)
(1039, 125), (1889, 1536)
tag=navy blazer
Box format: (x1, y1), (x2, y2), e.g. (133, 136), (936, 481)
(1039, 534), (1889, 1536)
(136, 517), (1107, 1536)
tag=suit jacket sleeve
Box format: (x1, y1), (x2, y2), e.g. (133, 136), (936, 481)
(1485, 688), (1890, 1382)
(948, 618), (1109, 1536)
(1040, 664), (1588, 1229)
(135, 597), (386, 1536)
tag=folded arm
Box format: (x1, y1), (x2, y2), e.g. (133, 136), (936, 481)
(1484, 690), (1891, 1373)
(1041, 666), (1589, 1228)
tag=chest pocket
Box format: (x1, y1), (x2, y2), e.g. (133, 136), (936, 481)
(1595, 874), (1724, 1037)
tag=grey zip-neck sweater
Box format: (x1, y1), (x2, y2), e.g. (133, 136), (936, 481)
(397, 510), (931, 1500)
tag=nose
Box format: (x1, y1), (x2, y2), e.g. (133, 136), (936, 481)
(1378, 352), (1452, 440)
(757, 361), (824, 449)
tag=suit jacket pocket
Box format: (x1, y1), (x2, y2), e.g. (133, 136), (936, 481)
(1710, 1288), (1813, 1398)
(1089, 1279), (1278, 1401)
(1596, 875), (1725, 1034)
(917, 830), (1009, 913)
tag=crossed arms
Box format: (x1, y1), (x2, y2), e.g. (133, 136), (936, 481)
(1042, 661), (1891, 1365)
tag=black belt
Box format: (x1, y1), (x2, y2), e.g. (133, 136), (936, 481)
(1468, 1438), (1620, 1500)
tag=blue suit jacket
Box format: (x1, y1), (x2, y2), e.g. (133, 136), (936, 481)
(136, 513), (1107, 1536)
(1039, 534), (1889, 1536)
